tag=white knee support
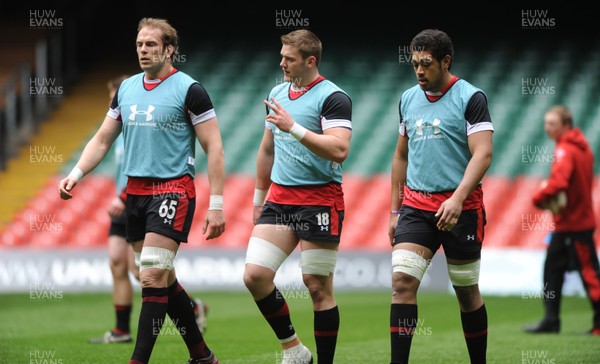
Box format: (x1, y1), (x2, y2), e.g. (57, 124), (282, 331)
(139, 247), (176, 271)
(245, 237), (288, 272)
(134, 252), (141, 268)
(392, 249), (430, 281)
(447, 260), (480, 286)
(301, 249), (338, 276)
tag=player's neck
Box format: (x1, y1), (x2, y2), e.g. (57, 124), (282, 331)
(433, 73), (455, 93)
(555, 128), (572, 141)
(424, 74), (458, 102)
(294, 71), (321, 89)
(145, 64), (175, 81)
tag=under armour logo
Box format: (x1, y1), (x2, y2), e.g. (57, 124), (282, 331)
(320, 225), (329, 231)
(129, 104), (156, 121)
(415, 118), (441, 135)
(164, 218), (172, 225)
(467, 235), (475, 241)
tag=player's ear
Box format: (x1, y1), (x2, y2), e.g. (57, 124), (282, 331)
(442, 55), (452, 70)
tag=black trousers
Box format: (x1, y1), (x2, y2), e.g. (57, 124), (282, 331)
(542, 229), (600, 328)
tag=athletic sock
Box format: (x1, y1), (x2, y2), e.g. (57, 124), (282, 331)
(461, 304), (488, 364)
(256, 287), (296, 341)
(314, 306), (339, 364)
(167, 280), (212, 359)
(130, 287), (168, 364)
(390, 303), (417, 364)
(115, 304), (132, 334)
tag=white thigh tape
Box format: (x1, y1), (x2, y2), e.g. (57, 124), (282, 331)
(391, 249), (429, 281)
(301, 249), (338, 276)
(134, 252), (141, 268)
(139, 247), (176, 271)
(245, 237), (288, 272)
(447, 260), (481, 286)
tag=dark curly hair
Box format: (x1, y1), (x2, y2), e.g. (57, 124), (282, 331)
(410, 29), (454, 70)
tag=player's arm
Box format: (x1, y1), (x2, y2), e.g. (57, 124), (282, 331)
(108, 174), (126, 218)
(195, 118), (225, 198)
(188, 83), (225, 239)
(107, 195), (126, 218)
(454, 131), (493, 202)
(436, 92), (493, 230)
(108, 137), (127, 218)
(389, 134), (408, 241)
(264, 92), (352, 163)
(532, 146), (573, 208)
(58, 116), (121, 200)
(195, 117), (226, 239)
(253, 127), (275, 224)
(300, 127), (351, 163)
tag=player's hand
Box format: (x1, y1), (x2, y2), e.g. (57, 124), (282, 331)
(264, 97), (295, 132)
(107, 197), (126, 218)
(252, 205), (263, 225)
(58, 177), (78, 200)
(388, 212), (399, 244)
(435, 197), (462, 231)
(203, 210), (225, 240)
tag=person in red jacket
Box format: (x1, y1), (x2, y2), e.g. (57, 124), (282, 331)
(524, 105), (600, 335)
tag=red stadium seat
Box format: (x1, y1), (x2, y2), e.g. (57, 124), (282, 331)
(29, 229), (64, 248)
(0, 219), (30, 247)
(71, 220), (107, 248)
(3, 173), (600, 253)
(341, 175), (390, 251)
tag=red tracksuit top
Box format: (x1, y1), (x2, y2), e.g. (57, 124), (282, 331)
(532, 128), (596, 232)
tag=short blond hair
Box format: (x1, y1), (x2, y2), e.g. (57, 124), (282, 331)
(546, 105), (573, 127)
(137, 17), (179, 55)
(281, 29), (322, 65)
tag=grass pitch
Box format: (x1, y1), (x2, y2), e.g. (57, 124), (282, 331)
(1, 290), (598, 363)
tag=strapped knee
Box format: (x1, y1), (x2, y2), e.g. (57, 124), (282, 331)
(139, 247), (176, 271)
(301, 249), (338, 276)
(392, 249), (429, 281)
(447, 260), (480, 286)
(245, 237), (288, 272)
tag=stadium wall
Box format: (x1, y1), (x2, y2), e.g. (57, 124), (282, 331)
(0, 248), (591, 298)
